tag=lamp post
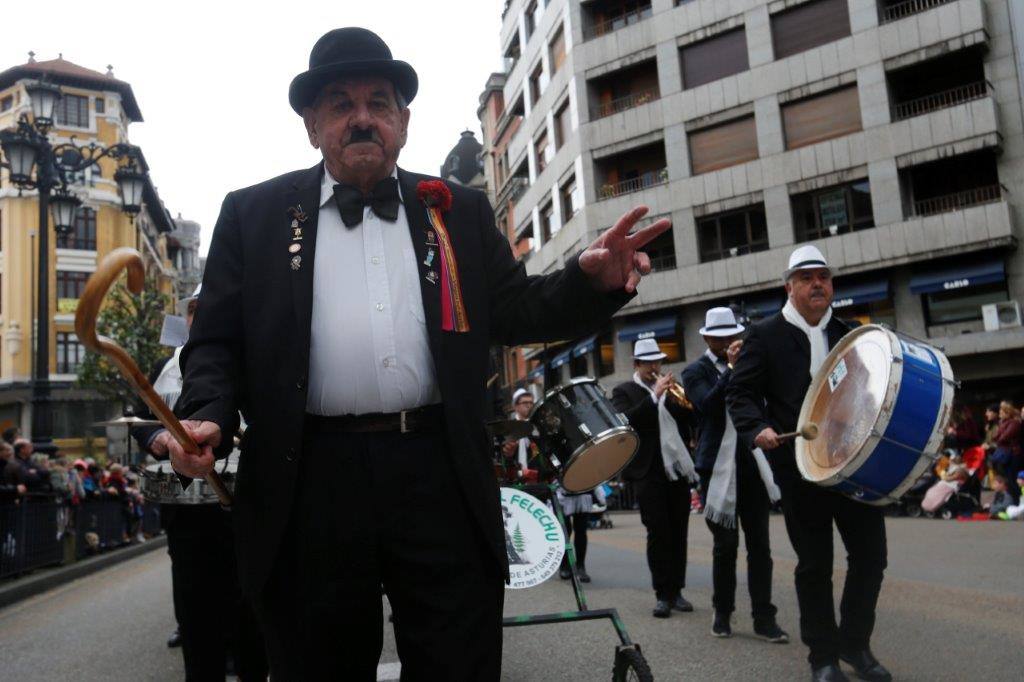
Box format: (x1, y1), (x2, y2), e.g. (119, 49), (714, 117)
(0, 78), (148, 454)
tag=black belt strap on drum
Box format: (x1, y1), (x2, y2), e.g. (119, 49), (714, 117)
(305, 404), (443, 434)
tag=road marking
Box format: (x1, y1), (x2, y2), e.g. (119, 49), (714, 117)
(377, 661), (401, 680)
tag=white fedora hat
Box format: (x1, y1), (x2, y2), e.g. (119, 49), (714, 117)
(699, 307), (745, 337)
(512, 388), (531, 403)
(633, 338), (667, 361)
(784, 245), (833, 280)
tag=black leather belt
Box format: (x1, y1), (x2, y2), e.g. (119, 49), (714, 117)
(305, 404), (443, 434)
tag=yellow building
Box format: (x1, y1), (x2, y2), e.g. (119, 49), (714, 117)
(0, 55), (182, 454)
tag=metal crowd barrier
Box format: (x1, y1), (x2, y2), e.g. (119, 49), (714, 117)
(0, 494), (163, 580)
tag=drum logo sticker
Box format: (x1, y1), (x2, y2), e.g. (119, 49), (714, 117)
(499, 487), (565, 589)
(828, 358), (848, 392)
(900, 340), (935, 366)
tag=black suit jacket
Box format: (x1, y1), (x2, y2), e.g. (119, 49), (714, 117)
(681, 354), (735, 473)
(610, 381), (692, 482)
(726, 312), (850, 479)
(176, 163), (632, 593)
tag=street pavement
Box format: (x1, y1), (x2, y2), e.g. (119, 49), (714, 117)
(0, 512), (1020, 681)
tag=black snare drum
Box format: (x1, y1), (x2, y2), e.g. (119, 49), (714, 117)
(530, 378), (639, 493)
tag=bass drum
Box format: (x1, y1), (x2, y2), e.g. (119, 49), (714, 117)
(796, 325), (954, 505)
(530, 378), (639, 494)
(139, 453), (238, 505)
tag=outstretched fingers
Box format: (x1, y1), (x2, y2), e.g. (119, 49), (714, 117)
(626, 217), (672, 248)
(609, 205), (650, 239)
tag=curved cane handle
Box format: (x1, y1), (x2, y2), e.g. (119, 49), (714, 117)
(75, 247), (232, 507)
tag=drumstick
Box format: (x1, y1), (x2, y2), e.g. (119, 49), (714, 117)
(75, 247), (233, 508)
(777, 422), (820, 443)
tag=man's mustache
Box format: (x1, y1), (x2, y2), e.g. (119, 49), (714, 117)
(346, 128), (382, 146)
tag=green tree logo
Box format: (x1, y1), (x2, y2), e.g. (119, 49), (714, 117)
(512, 523), (526, 554)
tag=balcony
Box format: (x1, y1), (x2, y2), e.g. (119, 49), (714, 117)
(582, 1), (653, 41)
(498, 175), (529, 206)
(913, 184), (1004, 217)
(889, 47), (988, 122)
(593, 90), (658, 119)
(893, 81), (989, 121)
(879, 0), (955, 23)
(598, 168), (667, 199)
(902, 148), (1003, 218)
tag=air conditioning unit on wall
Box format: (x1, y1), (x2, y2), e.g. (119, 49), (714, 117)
(982, 301), (1022, 331)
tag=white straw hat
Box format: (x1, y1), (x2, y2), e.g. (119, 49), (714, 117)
(699, 307), (745, 337)
(783, 245), (833, 280)
(633, 338), (667, 361)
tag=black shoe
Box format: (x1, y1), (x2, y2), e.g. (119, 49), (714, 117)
(559, 566), (571, 580)
(711, 612), (732, 638)
(166, 628), (182, 648)
(652, 600), (672, 618)
(754, 619), (790, 643)
(671, 594), (694, 612)
(840, 649), (892, 682)
(811, 663), (849, 682)
(577, 566), (591, 583)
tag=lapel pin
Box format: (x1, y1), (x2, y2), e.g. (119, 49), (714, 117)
(423, 249), (435, 267)
(426, 230), (437, 245)
(288, 204), (308, 223)
(289, 243), (302, 254)
(293, 227), (303, 240)
(291, 255), (302, 271)
(291, 219), (299, 229)
(425, 270), (439, 285)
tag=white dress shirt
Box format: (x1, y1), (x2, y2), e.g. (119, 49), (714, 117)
(306, 167), (441, 415)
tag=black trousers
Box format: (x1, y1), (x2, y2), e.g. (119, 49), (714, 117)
(636, 466), (690, 601)
(700, 466), (776, 622)
(164, 505), (267, 682)
(777, 472), (887, 667)
(253, 416), (504, 681)
(560, 512), (589, 569)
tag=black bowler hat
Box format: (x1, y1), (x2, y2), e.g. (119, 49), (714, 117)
(288, 27), (418, 114)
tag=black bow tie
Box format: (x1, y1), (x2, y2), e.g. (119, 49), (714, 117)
(333, 177), (401, 228)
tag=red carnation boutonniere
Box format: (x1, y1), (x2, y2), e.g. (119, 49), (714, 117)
(416, 179), (468, 333)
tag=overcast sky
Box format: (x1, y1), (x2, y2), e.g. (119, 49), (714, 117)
(2, 0), (506, 253)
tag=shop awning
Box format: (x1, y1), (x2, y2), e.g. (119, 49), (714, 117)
(550, 349), (572, 368)
(909, 260), (1005, 295)
(832, 278), (890, 308)
(572, 334), (598, 358)
(527, 364), (545, 379)
(742, 298), (784, 319)
(617, 313), (678, 342)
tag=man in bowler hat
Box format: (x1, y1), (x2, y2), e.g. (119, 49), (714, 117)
(160, 28), (669, 680)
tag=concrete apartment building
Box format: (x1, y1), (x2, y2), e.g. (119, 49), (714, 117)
(479, 0), (1024, 409)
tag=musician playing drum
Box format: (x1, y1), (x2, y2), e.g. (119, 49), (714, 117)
(726, 245), (890, 682)
(133, 289), (267, 681)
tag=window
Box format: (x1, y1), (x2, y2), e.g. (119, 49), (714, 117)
(529, 62), (545, 106)
(697, 204), (769, 262)
(771, 0), (851, 60)
(597, 332), (615, 376)
(644, 227), (676, 271)
(55, 94), (89, 127)
(56, 271), (90, 300)
(56, 332), (87, 374)
(57, 207), (97, 250)
(924, 282), (1008, 326)
(681, 28), (749, 90)
(560, 174), (579, 221)
(554, 100), (571, 150)
(94, 97), (105, 114)
(549, 25), (566, 74)
(525, 1), (539, 39)
(688, 116), (758, 175)
(0, 95), (12, 112)
(539, 200), (556, 242)
(783, 85), (861, 150)
(534, 129), (549, 174)
(792, 180), (874, 241)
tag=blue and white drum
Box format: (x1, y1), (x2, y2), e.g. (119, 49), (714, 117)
(796, 324), (955, 505)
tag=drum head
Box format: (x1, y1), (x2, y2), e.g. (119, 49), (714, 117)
(561, 428), (638, 493)
(798, 326), (894, 482)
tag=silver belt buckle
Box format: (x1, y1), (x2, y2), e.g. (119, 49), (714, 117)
(400, 410), (410, 434)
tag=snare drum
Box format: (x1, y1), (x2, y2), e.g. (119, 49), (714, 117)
(530, 378), (639, 494)
(139, 455), (238, 505)
(796, 324), (954, 505)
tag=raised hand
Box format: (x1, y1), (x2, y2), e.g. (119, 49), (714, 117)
(578, 206), (671, 293)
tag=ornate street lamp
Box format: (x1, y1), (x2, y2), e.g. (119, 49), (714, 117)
(0, 79), (150, 454)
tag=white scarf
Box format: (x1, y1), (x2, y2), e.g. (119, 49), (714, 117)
(782, 299), (832, 378)
(151, 346), (184, 410)
(702, 350), (781, 528)
(632, 372), (699, 484)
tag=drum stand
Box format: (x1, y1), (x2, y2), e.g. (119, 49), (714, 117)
(502, 481), (652, 682)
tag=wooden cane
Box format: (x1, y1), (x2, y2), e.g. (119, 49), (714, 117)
(74, 247), (233, 508)
(777, 421), (820, 443)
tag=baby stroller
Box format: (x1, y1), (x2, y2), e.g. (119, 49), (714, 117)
(921, 466), (981, 520)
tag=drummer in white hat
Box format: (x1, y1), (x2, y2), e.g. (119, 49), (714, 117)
(726, 246), (891, 682)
